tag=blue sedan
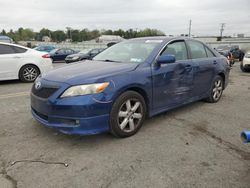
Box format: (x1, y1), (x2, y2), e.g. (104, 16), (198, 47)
(49, 48), (79, 62)
(31, 37), (230, 137)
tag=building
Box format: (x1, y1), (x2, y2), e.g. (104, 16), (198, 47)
(96, 35), (124, 43)
(42, 36), (51, 42)
(0, 35), (13, 43)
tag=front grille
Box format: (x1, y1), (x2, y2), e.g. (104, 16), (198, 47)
(32, 108), (48, 121)
(32, 85), (59, 99)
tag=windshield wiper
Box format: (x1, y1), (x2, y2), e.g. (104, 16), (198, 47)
(98, 59), (121, 63)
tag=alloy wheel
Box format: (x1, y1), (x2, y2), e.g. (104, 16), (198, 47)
(117, 99), (143, 133)
(23, 67), (38, 81)
(212, 80), (223, 101)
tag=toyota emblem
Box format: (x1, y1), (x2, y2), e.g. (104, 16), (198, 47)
(35, 81), (42, 90)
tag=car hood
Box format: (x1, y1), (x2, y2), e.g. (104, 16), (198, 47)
(42, 60), (138, 85)
(66, 53), (80, 58)
(66, 53), (88, 59)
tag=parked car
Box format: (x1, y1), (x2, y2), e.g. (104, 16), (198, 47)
(0, 42), (53, 82)
(216, 45), (244, 61)
(34, 45), (56, 53)
(65, 48), (105, 63)
(215, 48), (234, 67)
(31, 37), (230, 138)
(0, 35), (13, 43)
(241, 52), (250, 72)
(49, 48), (79, 62)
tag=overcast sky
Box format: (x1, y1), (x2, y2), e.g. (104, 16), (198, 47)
(0, 0), (250, 36)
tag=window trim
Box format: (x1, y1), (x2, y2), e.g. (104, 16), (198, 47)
(204, 45), (216, 58)
(156, 39), (190, 63)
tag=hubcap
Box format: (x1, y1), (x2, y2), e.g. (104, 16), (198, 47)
(117, 99), (143, 133)
(23, 67), (38, 81)
(212, 79), (223, 101)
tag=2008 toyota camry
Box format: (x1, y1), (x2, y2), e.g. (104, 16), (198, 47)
(31, 37), (230, 138)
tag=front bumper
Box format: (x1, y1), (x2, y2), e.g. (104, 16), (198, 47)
(30, 79), (113, 135)
(31, 107), (110, 135)
(65, 59), (78, 64)
(243, 59), (250, 68)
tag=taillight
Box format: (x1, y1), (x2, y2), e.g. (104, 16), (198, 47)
(42, 54), (50, 58)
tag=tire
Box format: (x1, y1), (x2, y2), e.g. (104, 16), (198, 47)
(19, 65), (40, 82)
(110, 91), (146, 138)
(205, 75), (224, 103)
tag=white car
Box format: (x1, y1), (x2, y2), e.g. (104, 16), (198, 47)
(241, 52), (250, 72)
(0, 42), (53, 82)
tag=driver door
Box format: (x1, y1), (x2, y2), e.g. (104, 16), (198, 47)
(152, 40), (198, 110)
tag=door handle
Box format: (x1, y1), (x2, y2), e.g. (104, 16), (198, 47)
(13, 56), (21, 59)
(185, 65), (192, 69)
(213, 60), (217, 65)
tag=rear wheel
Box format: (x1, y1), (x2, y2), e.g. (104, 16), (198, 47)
(205, 76), (224, 103)
(19, 65), (40, 82)
(110, 91), (146, 138)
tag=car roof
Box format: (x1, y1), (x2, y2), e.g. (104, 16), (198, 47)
(128, 36), (195, 43)
(0, 42), (29, 50)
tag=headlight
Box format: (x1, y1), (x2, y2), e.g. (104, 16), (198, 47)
(61, 82), (109, 98)
(72, 56), (79, 60)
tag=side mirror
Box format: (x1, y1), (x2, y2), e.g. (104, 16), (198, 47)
(157, 55), (176, 64)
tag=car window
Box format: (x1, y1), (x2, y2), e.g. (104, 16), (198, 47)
(11, 46), (27, 53)
(91, 49), (99, 54)
(39, 46), (45, 51)
(0, 44), (17, 54)
(65, 49), (73, 54)
(205, 47), (215, 58)
(187, 40), (207, 59)
(57, 49), (65, 54)
(160, 41), (188, 61)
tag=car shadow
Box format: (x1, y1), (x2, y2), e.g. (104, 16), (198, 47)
(0, 79), (31, 85)
(32, 100), (206, 148)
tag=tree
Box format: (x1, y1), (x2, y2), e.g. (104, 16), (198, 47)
(1, 29), (6, 35)
(71, 30), (80, 42)
(38, 28), (52, 41)
(51, 30), (66, 42)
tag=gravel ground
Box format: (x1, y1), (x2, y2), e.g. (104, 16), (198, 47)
(0, 62), (250, 188)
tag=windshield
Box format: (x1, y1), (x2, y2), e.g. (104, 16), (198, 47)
(50, 49), (58, 54)
(79, 49), (91, 54)
(93, 40), (162, 63)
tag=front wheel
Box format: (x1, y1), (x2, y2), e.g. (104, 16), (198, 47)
(205, 76), (224, 103)
(110, 91), (146, 138)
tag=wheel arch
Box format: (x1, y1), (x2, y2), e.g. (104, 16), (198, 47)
(113, 86), (150, 117)
(218, 72), (225, 89)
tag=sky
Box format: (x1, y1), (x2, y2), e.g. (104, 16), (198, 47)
(0, 0), (250, 36)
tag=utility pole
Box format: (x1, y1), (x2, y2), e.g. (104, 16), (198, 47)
(188, 19), (192, 37)
(220, 23), (226, 38)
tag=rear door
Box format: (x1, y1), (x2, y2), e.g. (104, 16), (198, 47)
(0, 44), (27, 80)
(54, 49), (66, 61)
(186, 40), (217, 97)
(152, 40), (198, 110)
